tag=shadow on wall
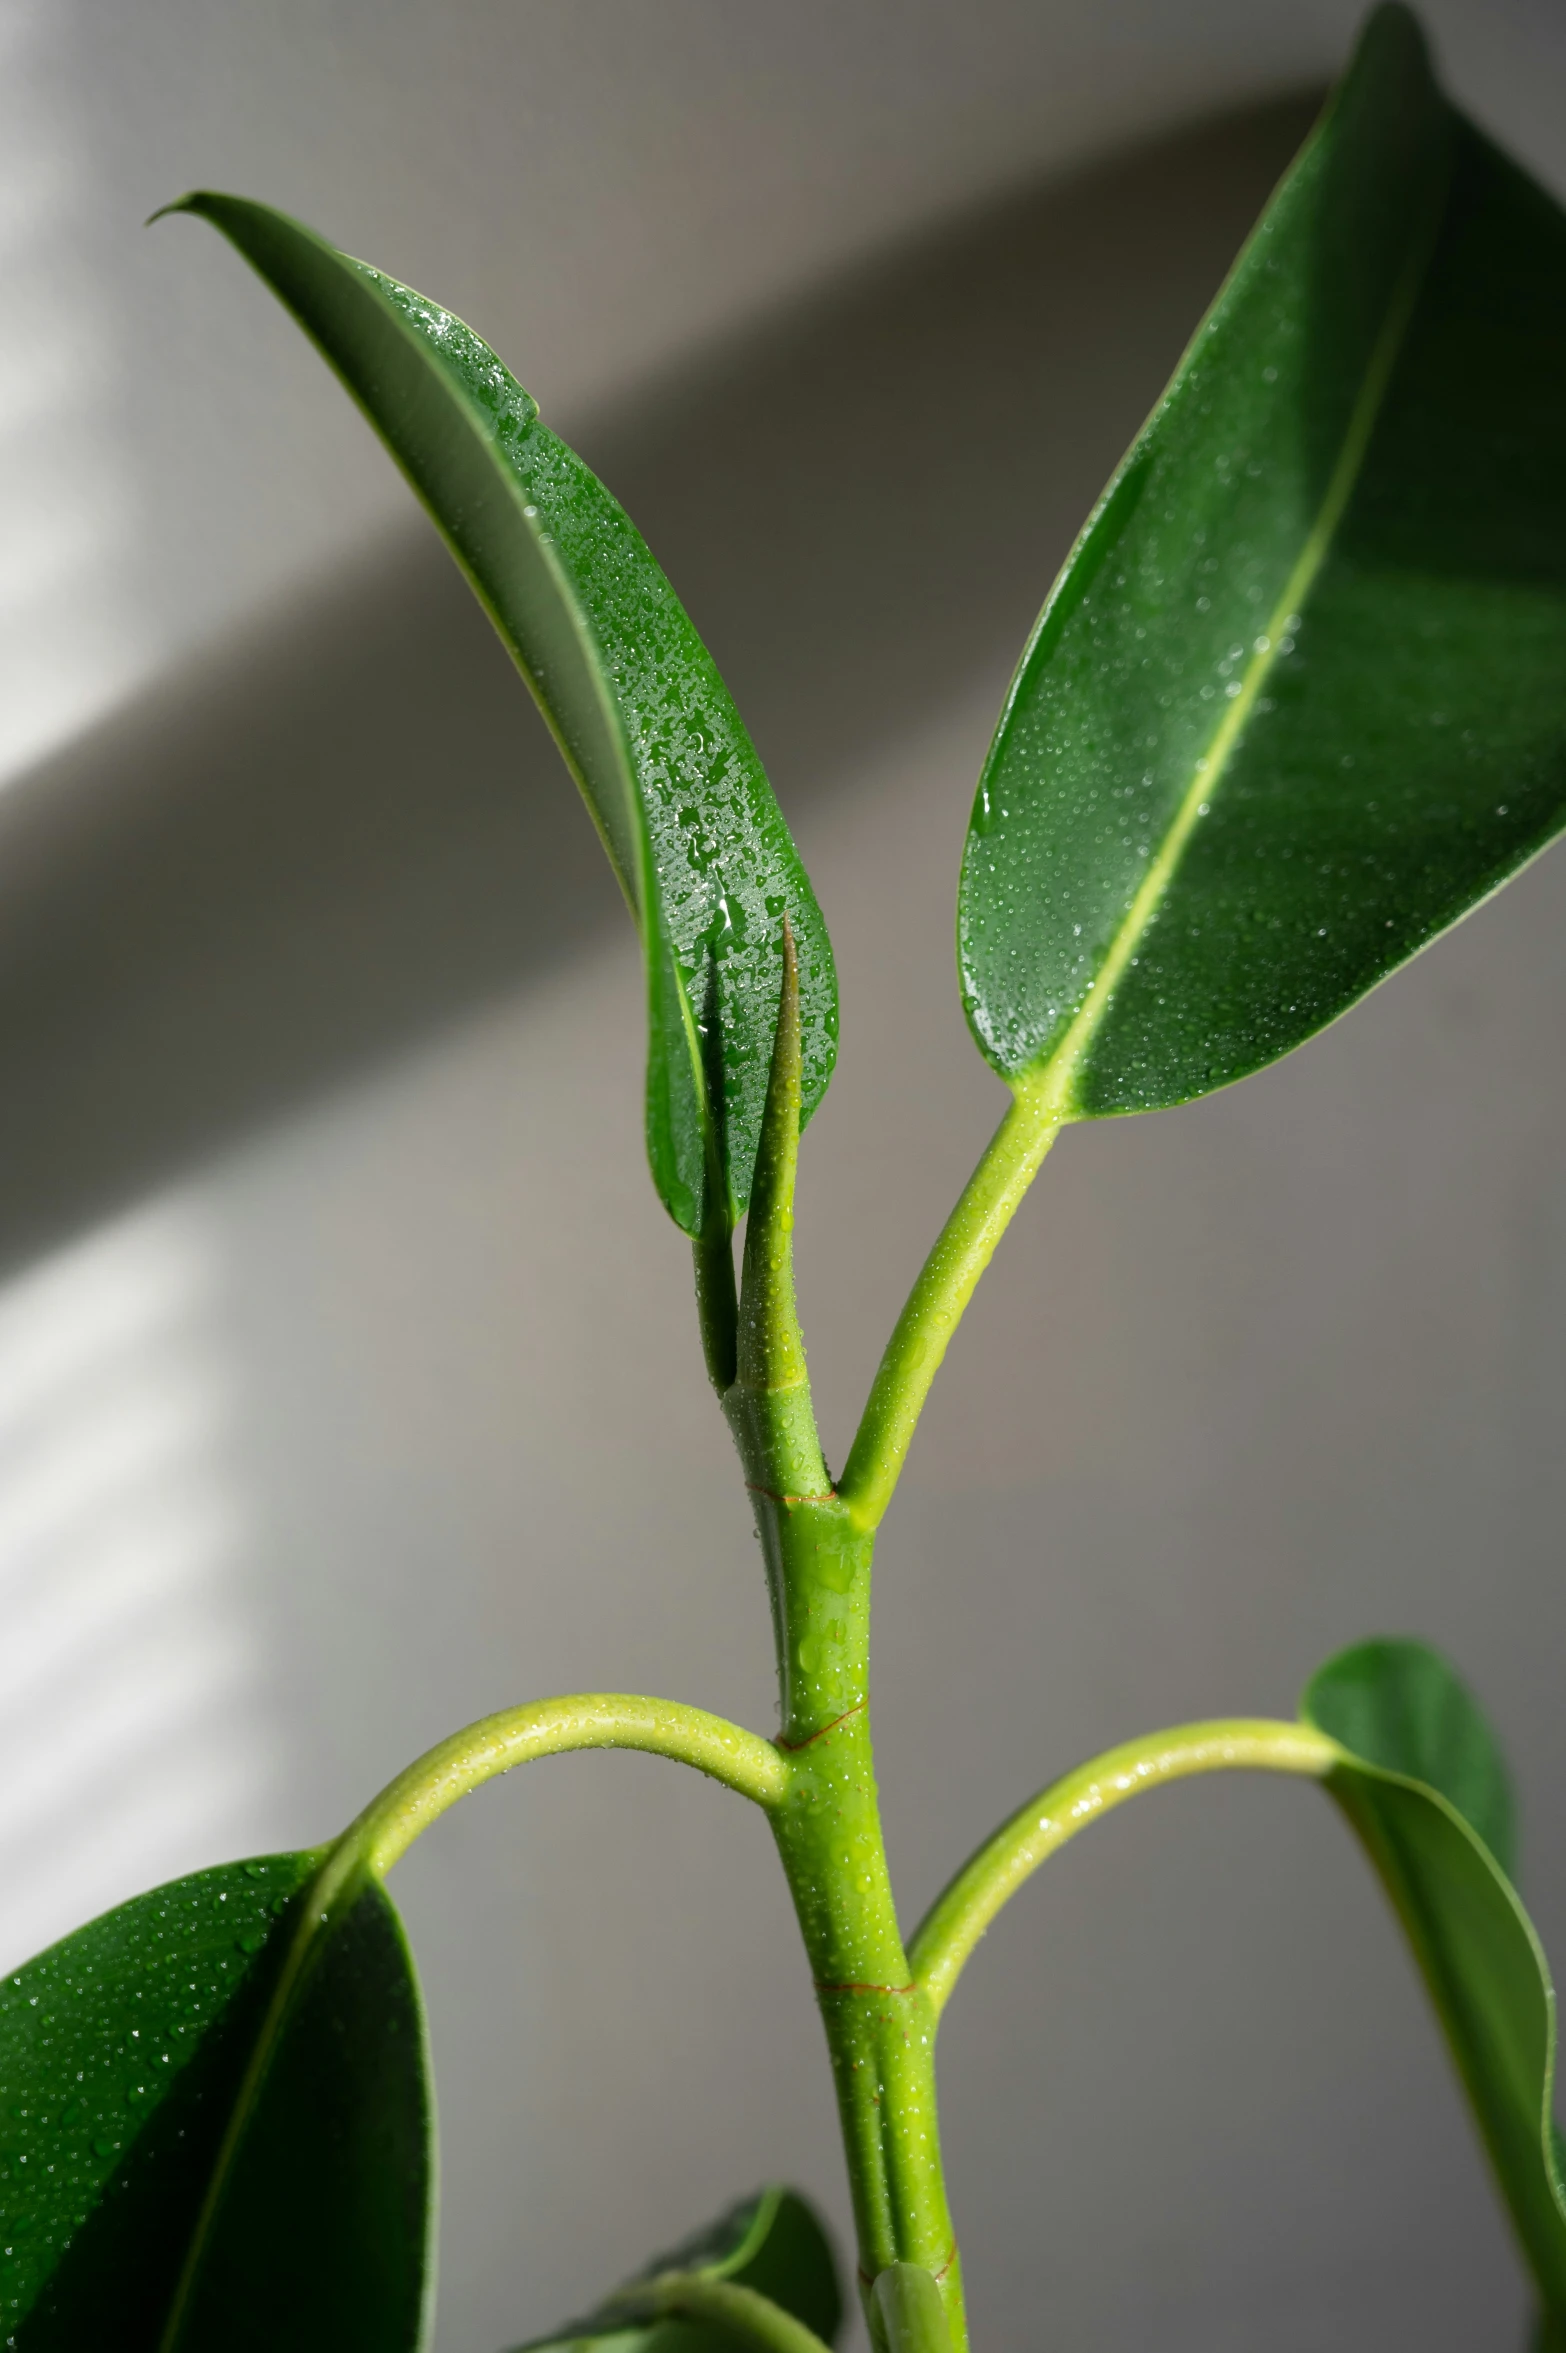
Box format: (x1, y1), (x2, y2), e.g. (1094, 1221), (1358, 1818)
(0, 93), (1318, 1280)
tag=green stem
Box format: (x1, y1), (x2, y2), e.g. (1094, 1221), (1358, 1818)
(909, 1717), (1341, 2021)
(721, 931), (966, 2352)
(837, 1075), (1063, 1531)
(342, 1691), (786, 1877)
(620, 2273), (834, 2353)
(766, 1662), (957, 2341)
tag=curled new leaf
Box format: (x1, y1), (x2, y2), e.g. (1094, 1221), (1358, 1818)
(1303, 1638), (1566, 2324)
(0, 1851), (433, 2351)
(870, 2264), (951, 2353)
(959, 6), (1566, 1117)
(162, 192), (837, 1238)
(510, 2183), (843, 2353)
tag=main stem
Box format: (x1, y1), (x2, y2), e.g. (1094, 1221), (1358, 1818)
(716, 930), (964, 2352)
(754, 1494), (958, 2344)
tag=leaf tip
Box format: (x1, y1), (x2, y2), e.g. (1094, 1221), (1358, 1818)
(146, 188), (236, 232)
(146, 192), (199, 229)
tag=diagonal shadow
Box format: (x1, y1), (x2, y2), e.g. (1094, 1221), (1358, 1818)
(0, 93), (1318, 1279)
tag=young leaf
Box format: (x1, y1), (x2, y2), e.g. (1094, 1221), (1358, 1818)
(870, 2264), (951, 2353)
(959, 5), (1566, 1116)
(0, 1850), (433, 2351)
(509, 2184), (843, 2353)
(1302, 1639), (1566, 2322)
(160, 194), (836, 1239)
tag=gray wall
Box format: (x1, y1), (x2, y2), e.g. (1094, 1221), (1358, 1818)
(3, 8), (1565, 2350)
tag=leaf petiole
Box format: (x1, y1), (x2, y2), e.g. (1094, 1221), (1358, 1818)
(158, 1700), (786, 2349)
(339, 1691), (788, 1882)
(610, 2271), (836, 2353)
(909, 1717), (1340, 2019)
(836, 1076), (1064, 1529)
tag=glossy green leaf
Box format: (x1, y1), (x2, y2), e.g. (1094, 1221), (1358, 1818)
(163, 193), (836, 1238)
(959, 6), (1566, 1115)
(511, 2184), (843, 2353)
(0, 1849), (433, 2351)
(1302, 1639), (1566, 2321)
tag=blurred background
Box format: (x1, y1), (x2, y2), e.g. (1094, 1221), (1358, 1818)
(2, 2), (1565, 2346)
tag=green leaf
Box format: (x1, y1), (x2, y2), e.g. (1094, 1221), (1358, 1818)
(1302, 1638), (1566, 2321)
(161, 193), (836, 1238)
(510, 2184), (843, 2353)
(959, 5), (1566, 1116)
(0, 1849), (433, 2351)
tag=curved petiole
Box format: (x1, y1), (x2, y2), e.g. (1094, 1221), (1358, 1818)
(161, 1696), (784, 2347)
(612, 2272), (835, 2353)
(168, 1703), (775, 2343)
(341, 1691), (787, 1884)
(836, 1075), (1063, 1531)
(909, 1717), (1340, 2021)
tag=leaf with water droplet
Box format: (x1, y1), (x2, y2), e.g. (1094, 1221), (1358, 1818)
(960, 7), (1566, 1117)
(0, 1851), (431, 2350)
(159, 192), (836, 1240)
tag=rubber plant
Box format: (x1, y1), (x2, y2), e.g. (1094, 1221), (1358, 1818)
(4, 8), (1566, 2346)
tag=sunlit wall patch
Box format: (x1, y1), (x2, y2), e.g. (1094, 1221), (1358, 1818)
(0, 1196), (281, 1973)
(0, 0), (148, 788)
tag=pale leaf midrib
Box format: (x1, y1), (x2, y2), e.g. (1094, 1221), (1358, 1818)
(1023, 220), (1439, 1120)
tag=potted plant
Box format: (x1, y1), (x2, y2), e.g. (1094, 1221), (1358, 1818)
(4, 8), (1566, 2347)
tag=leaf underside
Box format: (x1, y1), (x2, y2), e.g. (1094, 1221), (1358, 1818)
(1303, 1640), (1566, 2321)
(166, 192), (836, 1237)
(511, 2184), (843, 2353)
(0, 1852), (433, 2352)
(960, 5), (1566, 1115)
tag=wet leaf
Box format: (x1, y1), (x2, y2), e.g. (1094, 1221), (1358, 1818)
(960, 6), (1566, 1115)
(163, 192), (836, 1237)
(510, 2184), (843, 2353)
(1304, 1639), (1566, 2323)
(0, 1850), (432, 2351)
